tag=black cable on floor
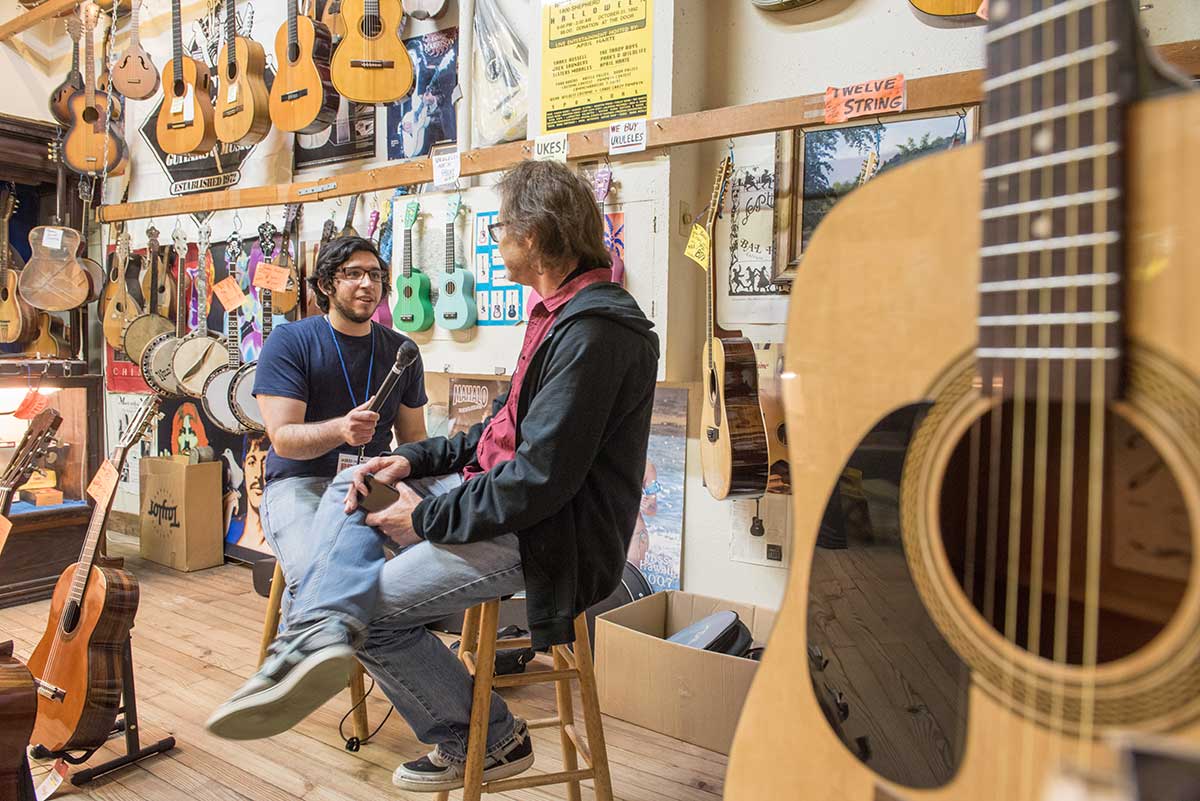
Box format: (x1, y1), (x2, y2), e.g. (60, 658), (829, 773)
(339, 675), (394, 752)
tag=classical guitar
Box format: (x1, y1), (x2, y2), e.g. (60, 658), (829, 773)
(49, 14), (84, 127)
(727, 3), (1200, 800)
(434, 196), (476, 331)
(392, 201), (433, 333)
(330, 0), (414, 104)
(172, 224), (228, 398)
(271, 203), (302, 316)
(0, 187), (37, 346)
(907, 0), (985, 19)
(111, 0), (159, 100)
(270, 0), (339, 134)
(63, 3), (127, 177)
(20, 142), (91, 312)
(0, 408), (63, 516)
(214, 0), (271, 145)
(697, 157), (768, 500)
(122, 226), (174, 364)
(101, 230), (143, 351)
(138, 224), (175, 322)
(203, 229), (247, 434)
(156, 0), (218, 156)
(141, 229), (191, 397)
(28, 396), (158, 754)
(229, 222), (280, 433)
(0, 641), (37, 801)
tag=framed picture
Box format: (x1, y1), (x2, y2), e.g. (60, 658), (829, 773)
(772, 107), (979, 285)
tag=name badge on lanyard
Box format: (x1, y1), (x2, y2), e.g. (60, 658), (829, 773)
(336, 452), (365, 474)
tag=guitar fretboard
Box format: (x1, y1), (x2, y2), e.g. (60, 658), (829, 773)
(225, 0), (238, 75)
(286, 0), (299, 54)
(444, 216), (454, 275)
(171, 0), (184, 85)
(403, 226), (413, 279)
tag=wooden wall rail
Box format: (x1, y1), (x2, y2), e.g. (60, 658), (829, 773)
(0, 0), (78, 42)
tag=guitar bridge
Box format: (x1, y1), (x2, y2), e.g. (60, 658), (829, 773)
(442, 312), (458, 320)
(35, 678), (65, 702)
(222, 106), (244, 117)
(280, 88), (308, 102)
(399, 315), (414, 323)
(705, 426), (719, 443)
(350, 59), (395, 69)
(166, 121), (193, 130)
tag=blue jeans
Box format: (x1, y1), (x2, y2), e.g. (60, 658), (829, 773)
(261, 469), (526, 762)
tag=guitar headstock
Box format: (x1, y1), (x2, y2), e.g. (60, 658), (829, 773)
(706, 156), (733, 234)
(146, 225), (161, 256)
(172, 226), (188, 262)
(116, 230), (131, 263)
(445, 196), (461, 225)
(0, 185), (16, 222)
(404, 201), (420, 230)
(66, 13), (81, 41)
(0, 409), (63, 493)
(593, 165), (612, 204)
(258, 220), (279, 261)
(113, 396), (159, 466)
(321, 217), (337, 244)
(82, 1), (99, 32)
(198, 222), (212, 257)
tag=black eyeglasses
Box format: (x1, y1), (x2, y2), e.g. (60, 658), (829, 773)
(487, 221), (509, 244)
(336, 267), (386, 284)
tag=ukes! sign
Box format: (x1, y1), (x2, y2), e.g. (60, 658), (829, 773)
(824, 74), (907, 124)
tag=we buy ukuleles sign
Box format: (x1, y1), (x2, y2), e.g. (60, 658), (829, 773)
(824, 74), (907, 124)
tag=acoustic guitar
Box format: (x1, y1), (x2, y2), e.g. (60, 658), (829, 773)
(392, 201), (433, 333)
(697, 157), (768, 500)
(434, 196), (475, 331)
(138, 223), (175, 322)
(329, 0), (414, 104)
(141, 229), (191, 397)
(49, 14), (84, 127)
(122, 226), (174, 364)
(271, 203), (302, 316)
(156, 0), (218, 156)
(202, 230), (247, 435)
(20, 142), (92, 312)
(214, 0), (271, 145)
(172, 224), (228, 398)
(270, 0), (338, 135)
(101, 231), (143, 351)
(0, 188), (37, 346)
(907, 0), (985, 19)
(63, 3), (127, 177)
(726, 3), (1200, 800)
(0, 641), (36, 801)
(28, 396), (158, 753)
(111, 0), (159, 100)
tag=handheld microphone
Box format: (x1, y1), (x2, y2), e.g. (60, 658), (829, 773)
(368, 340), (420, 414)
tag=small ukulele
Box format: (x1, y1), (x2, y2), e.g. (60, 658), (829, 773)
(392, 201), (433, 332)
(434, 196), (476, 331)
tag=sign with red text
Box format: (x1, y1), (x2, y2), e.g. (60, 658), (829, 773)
(824, 74), (907, 124)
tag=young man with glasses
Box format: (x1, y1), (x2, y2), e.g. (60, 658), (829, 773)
(207, 161), (659, 795)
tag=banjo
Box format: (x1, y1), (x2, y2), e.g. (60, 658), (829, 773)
(122, 224), (173, 364)
(140, 228), (191, 397)
(202, 228), (248, 434)
(172, 223), (227, 398)
(229, 221), (279, 433)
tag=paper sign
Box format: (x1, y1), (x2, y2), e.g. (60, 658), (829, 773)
(183, 86), (195, 123)
(684, 224), (710, 270)
(34, 757), (68, 801)
(534, 134), (569, 162)
(824, 74), (907, 124)
(432, 151), (462, 187)
(976, 0), (988, 19)
(87, 459), (119, 503)
(41, 228), (64, 250)
(253, 262), (291, 292)
(226, 82), (239, 103)
(213, 276), (248, 311)
(608, 119), (648, 155)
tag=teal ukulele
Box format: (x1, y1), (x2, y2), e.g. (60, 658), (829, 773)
(392, 201), (433, 332)
(434, 196), (476, 331)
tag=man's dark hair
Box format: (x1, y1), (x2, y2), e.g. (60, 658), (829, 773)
(308, 236), (390, 313)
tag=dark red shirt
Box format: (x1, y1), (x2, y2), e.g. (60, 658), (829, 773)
(463, 269), (610, 480)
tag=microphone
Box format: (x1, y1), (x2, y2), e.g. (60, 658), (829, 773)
(368, 340), (420, 414)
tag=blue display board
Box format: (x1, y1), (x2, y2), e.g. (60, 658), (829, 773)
(472, 210), (525, 327)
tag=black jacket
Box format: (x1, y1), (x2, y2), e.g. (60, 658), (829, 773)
(393, 281), (659, 648)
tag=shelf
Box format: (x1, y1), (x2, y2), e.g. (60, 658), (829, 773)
(0, 0), (78, 43)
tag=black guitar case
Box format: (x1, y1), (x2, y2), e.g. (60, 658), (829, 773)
(666, 610), (754, 658)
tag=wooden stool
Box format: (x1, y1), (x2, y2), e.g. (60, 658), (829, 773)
(438, 599), (614, 801)
(258, 561), (370, 740)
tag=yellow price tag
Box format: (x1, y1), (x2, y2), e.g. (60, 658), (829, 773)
(684, 224), (710, 270)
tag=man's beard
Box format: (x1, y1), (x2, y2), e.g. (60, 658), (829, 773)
(331, 292), (378, 324)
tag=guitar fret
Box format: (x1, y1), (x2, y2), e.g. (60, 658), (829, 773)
(984, 0), (1100, 43)
(978, 311), (1119, 327)
(980, 232), (1119, 258)
(982, 42), (1118, 91)
(979, 273), (1120, 293)
(976, 347), (1120, 360)
(980, 189), (1120, 220)
(981, 143), (1119, 180)
(981, 93), (1118, 137)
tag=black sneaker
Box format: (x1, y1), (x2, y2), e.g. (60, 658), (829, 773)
(392, 719), (535, 792)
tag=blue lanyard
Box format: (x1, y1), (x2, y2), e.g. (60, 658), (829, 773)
(325, 316), (375, 408)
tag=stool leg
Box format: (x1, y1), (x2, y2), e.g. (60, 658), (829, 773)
(258, 562), (285, 667)
(350, 662), (370, 740)
(462, 600), (500, 801)
(573, 614), (615, 801)
(553, 646), (582, 801)
(460, 603), (482, 664)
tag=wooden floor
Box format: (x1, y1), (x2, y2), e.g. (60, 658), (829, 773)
(0, 533), (728, 801)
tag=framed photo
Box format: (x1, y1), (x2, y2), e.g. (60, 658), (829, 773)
(772, 107), (979, 285)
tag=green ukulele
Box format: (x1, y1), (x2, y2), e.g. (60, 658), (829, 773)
(391, 201), (433, 332)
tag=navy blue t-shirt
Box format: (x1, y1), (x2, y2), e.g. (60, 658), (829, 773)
(253, 316), (428, 482)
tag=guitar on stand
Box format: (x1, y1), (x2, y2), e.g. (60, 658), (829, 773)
(392, 201), (433, 333)
(434, 196), (476, 331)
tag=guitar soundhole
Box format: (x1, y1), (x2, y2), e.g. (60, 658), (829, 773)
(82, 105), (99, 125)
(445, 281), (456, 294)
(287, 42), (300, 63)
(403, 286), (413, 299)
(0, 287), (8, 302)
(938, 402), (1191, 665)
(60, 600), (81, 635)
(360, 15), (383, 38)
(173, 79), (185, 97)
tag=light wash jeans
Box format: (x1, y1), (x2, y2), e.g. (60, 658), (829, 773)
(260, 468), (526, 762)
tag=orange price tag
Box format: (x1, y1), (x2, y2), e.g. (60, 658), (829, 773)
(213, 276), (248, 311)
(976, 0), (988, 20)
(0, 514), (11, 541)
(86, 459), (120, 503)
(253, 262), (291, 292)
(824, 74), (906, 124)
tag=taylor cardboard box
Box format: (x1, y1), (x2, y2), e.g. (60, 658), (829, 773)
(139, 456), (224, 572)
(594, 590), (775, 754)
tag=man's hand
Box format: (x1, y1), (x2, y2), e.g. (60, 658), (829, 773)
(344, 455), (413, 512)
(364, 481), (424, 547)
(339, 398), (380, 447)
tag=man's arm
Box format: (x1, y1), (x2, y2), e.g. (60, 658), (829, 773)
(392, 404), (427, 446)
(260, 395), (378, 460)
(391, 391), (507, 478)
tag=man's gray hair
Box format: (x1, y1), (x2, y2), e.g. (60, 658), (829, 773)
(496, 160), (612, 273)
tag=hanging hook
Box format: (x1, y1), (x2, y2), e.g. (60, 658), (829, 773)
(233, 211), (243, 231)
(172, 217), (184, 234)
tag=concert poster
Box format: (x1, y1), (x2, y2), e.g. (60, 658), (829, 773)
(386, 28), (460, 161)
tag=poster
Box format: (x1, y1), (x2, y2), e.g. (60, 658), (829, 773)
(448, 378), (511, 435)
(106, 392), (160, 514)
(629, 386), (686, 593)
(541, 0), (653, 134)
(294, 99), (377, 170)
(727, 166), (786, 298)
(472, 210), (525, 326)
(387, 28), (460, 161)
(604, 211), (625, 283)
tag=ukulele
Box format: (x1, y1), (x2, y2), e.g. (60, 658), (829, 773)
(434, 196), (476, 331)
(111, 0), (159, 100)
(0, 641), (36, 801)
(271, 203), (302, 316)
(270, 0), (339, 134)
(214, 0), (271, 145)
(138, 224), (175, 322)
(20, 142), (91, 312)
(63, 3), (127, 177)
(156, 0), (218, 155)
(49, 14), (84, 127)
(202, 229), (247, 434)
(101, 230), (143, 351)
(0, 188), (37, 346)
(172, 224), (227, 398)
(697, 157), (768, 500)
(330, 0), (414, 104)
(140, 229), (191, 397)
(403, 0), (447, 20)
(726, 3), (1200, 800)
(907, 0), (985, 20)
(28, 396), (159, 754)
(122, 226), (174, 364)
(392, 201), (433, 333)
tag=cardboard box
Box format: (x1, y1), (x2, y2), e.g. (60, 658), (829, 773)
(138, 457), (224, 572)
(594, 590), (776, 754)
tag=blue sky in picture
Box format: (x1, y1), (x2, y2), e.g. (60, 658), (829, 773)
(822, 116), (965, 185)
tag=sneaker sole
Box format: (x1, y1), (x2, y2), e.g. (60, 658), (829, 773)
(391, 750), (536, 792)
(204, 646), (356, 740)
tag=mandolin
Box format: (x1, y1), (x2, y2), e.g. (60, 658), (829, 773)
(271, 203), (302, 315)
(140, 229), (191, 397)
(111, 0), (159, 100)
(20, 142), (92, 312)
(329, 0), (414, 104)
(172, 224), (227, 398)
(202, 230), (247, 434)
(138, 224), (175, 322)
(270, 0), (339, 135)
(0, 641), (36, 801)
(907, 0), (986, 19)
(28, 396), (158, 754)
(63, 3), (127, 177)
(727, 3), (1200, 800)
(434, 196), (476, 331)
(392, 201), (433, 333)
(697, 157), (768, 500)
(214, 0), (271, 145)
(122, 226), (174, 364)
(0, 188), (37, 346)
(49, 14), (84, 127)
(101, 230), (143, 351)
(156, 0), (218, 156)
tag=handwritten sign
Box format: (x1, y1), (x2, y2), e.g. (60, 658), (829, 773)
(824, 74), (907, 124)
(253, 262), (291, 292)
(684, 224), (710, 270)
(213, 276), (248, 311)
(87, 459), (120, 503)
(432, 151), (462, 187)
(534, 133), (569, 162)
(41, 228), (64, 249)
(609, 119), (648, 155)
(976, 0), (988, 20)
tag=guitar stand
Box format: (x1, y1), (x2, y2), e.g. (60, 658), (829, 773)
(30, 636), (175, 786)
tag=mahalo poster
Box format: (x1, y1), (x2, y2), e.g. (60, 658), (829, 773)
(448, 377), (510, 435)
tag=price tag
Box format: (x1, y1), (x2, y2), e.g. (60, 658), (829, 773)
(41, 228), (64, 250)
(226, 82), (239, 103)
(213, 276), (248, 311)
(253, 262), (291, 292)
(432, 151), (462, 187)
(684, 224), (710, 270)
(170, 96), (184, 115)
(824, 74), (907, 124)
(34, 757), (69, 800)
(608, 118), (648, 155)
(86, 459), (120, 503)
(534, 134), (569, 163)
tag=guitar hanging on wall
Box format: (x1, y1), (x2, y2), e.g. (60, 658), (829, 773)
(21, 141), (92, 312)
(330, 0), (414, 104)
(123, 226), (175, 364)
(0, 187), (37, 347)
(214, 0), (272, 145)
(270, 0), (339, 134)
(111, 0), (160, 100)
(156, 0), (218, 156)
(392, 201), (433, 333)
(49, 14), (84, 127)
(101, 230), (143, 352)
(63, 3), (127, 177)
(434, 196), (476, 331)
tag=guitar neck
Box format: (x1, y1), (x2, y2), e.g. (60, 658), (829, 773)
(0, 212), (11, 283)
(403, 228), (413, 278)
(173, 248), (187, 336)
(261, 288), (273, 340)
(83, 17), (96, 109)
(444, 220), (453, 274)
(195, 248), (210, 334)
(225, 0), (237, 71)
(67, 477), (119, 608)
(146, 248), (160, 315)
(130, 0), (141, 46)
(226, 271), (241, 364)
(286, 0), (298, 49)
(344, 196), (359, 231)
(171, 0), (184, 84)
